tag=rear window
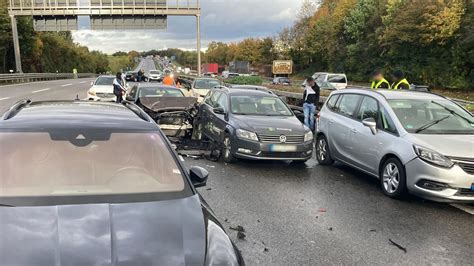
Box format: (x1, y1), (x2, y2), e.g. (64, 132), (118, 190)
(328, 74), (347, 84)
(139, 87), (184, 98)
(194, 79), (221, 89)
(0, 132), (185, 199)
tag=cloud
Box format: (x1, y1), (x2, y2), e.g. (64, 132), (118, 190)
(72, 0), (300, 53)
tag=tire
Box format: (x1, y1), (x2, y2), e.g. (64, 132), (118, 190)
(222, 135), (237, 163)
(316, 135), (334, 165)
(380, 158), (407, 199)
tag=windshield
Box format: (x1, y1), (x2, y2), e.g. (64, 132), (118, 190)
(139, 87), (184, 98)
(389, 99), (474, 134)
(231, 95), (293, 116)
(194, 79), (221, 89)
(149, 70), (160, 75)
(94, 76), (115, 85)
(0, 132), (185, 198)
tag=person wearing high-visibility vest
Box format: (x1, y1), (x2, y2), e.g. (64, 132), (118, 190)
(391, 70), (411, 90)
(163, 74), (175, 86)
(370, 70), (391, 89)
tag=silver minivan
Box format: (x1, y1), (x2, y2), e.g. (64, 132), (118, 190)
(316, 89), (474, 202)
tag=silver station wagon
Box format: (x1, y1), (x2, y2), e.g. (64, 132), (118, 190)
(316, 89), (474, 202)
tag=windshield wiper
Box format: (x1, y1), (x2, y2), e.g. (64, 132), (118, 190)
(415, 115), (451, 133)
(0, 203), (14, 207)
(431, 101), (473, 124)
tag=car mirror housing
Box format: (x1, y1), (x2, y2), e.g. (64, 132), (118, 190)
(189, 166), (208, 188)
(213, 107), (226, 115)
(362, 118), (377, 135)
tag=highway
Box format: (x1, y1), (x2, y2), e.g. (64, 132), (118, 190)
(0, 76), (473, 265)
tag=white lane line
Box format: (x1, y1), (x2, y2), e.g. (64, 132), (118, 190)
(78, 81), (87, 84)
(61, 83), (73, 87)
(451, 204), (474, 215)
(31, 88), (51, 93)
(0, 97), (11, 101)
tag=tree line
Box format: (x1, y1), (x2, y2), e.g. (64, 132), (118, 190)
(0, 0), (109, 74)
(146, 0), (473, 89)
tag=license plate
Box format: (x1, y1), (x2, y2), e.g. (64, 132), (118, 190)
(270, 144), (297, 152)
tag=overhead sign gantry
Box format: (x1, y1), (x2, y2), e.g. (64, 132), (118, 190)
(8, 0), (202, 74)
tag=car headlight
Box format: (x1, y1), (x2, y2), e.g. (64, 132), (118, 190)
(304, 130), (314, 142)
(413, 145), (453, 168)
(88, 90), (96, 96)
(236, 129), (259, 141)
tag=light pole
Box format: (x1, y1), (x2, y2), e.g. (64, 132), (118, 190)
(10, 15), (22, 73)
(196, 13), (201, 77)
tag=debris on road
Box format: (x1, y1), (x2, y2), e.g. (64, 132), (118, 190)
(206, 165), (215, 168)
(229, 225), (245, 232)
(369, 229), (377, 232)
(318, 208), (327, 213)
(389, 239), (407, 253)
(224, 218), (229, 223)
(206, 188), (212, 191)
(328, 227), (333, 231)
(263, 247), (269, 252)
(237, 231), (246, 240)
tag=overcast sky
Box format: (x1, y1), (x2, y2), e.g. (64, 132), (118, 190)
(72, 0), (301, 54)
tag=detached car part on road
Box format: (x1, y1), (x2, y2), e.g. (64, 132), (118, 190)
(196, 87), (314, 163)
(316, 89), (474, 202)
(0, 100), (244, 266)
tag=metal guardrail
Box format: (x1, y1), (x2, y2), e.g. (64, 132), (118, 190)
(0, 73), (97, 84)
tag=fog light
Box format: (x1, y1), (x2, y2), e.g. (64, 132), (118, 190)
(306, 149), (313, 155)
(238, 148), (252, 154)
(416, 180), (449, 191)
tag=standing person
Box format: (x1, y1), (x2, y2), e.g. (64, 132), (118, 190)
(163, 74), (175, 86)
(391, 70), (411, 90)
(303, 77), (320, 131)
(370, 70), (391, 89)
(113, 72), (126, 103)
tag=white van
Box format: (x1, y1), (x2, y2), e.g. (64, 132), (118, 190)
(302, 72), (348, 90)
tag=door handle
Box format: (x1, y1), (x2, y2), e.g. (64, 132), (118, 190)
(351, 128), (358, 134)
(329, 119), (334, 124)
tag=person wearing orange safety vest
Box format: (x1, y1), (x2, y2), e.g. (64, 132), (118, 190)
(163, 74), (175, 86)
(391, 70), (411, 90)
(370, 70), (391, 89)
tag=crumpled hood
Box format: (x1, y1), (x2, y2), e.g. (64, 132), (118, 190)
(90, 85), (114, 93)
(0, 195), (205, 266)
(407, 134), (474, 158)
(233, 115), (306, 135)
(139, 97), (197, 112)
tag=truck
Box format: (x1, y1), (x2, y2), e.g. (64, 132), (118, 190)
(272, 60), (293, 75)
(201, 63), (219, 75)
(229, 61), (250, 74)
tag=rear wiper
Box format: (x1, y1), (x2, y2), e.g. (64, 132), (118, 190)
(415, 115), (451, 133)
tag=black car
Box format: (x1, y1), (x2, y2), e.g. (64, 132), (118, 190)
(196, 87), (314, 163)
(0, 100), (244, 265)
(125, 71), (138, 81)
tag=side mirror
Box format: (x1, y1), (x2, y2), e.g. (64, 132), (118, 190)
(213, 107), (226, 115)
(362, 118), (377, 135)
(189, 166), (208, 188)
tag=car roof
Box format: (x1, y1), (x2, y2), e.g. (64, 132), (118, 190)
(195, 77), (219, 81)
(333, 88), (446, 101)
(97, 75), (115, 78)
(226, 88), (275, 97)
(0, 101), (156, 131)
(137, 83), (179, 90)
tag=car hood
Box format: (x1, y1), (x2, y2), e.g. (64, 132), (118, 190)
(233, 115), (305, 134)
(139, 97), (197, 112)
(408, 134), (474, 158)
(0, 195), (206, 266)
(90, 85), (113, 93)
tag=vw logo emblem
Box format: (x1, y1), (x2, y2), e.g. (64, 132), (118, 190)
(279, 135), (287, 143)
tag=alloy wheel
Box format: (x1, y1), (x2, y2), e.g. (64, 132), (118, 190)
(223, 137), (231, 159)
(382, 163), (400, 194)
(317, 138), (327, 161)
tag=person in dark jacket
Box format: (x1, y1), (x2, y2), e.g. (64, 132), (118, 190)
(303, 77), (320, 131)
(113, 72), (126, 103)
(391, 70), (411, 90)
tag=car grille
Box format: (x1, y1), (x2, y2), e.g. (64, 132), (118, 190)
(96, 93), (115, 98)
(258, 134), (304, 144)
(449, 157), (474, 175)
(455, 188), (474, 197)
(260, 152), (305, 158)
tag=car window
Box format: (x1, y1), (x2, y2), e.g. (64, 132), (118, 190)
(216, 93), (229, 112)
(378, 107), (398, 134)
(128, 86), (138, 98)
(206, 91), (221, 108)
(326, 94), (340, 111)
(230, 95), (292, 116)
(194, 79), (221, 89)
(327, 74), (347, 83)
(94, 77), (115, 85)
(0, 132), (186, 198)
(204, 91), (215, 106)
(357, 96), (379, 121)
(336, 94), (362, 117)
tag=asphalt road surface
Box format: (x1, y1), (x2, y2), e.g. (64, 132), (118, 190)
(1, 78), (473, 265)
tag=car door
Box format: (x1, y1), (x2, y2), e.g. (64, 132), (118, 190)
(328, 94), (363, 164)
(212, 92), (230, 142)
(201, 91), (221, 141)
(350, 96), (381, 173)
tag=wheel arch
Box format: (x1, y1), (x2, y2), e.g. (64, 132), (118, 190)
(378, 153), (404, 178)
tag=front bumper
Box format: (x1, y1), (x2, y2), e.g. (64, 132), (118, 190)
(232, 138), (313, 161)
(87, 94), (117, 102)
(405, 158), (474, 202)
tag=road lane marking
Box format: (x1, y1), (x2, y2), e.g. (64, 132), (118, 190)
(78, 81), (87, 84)
(31, 88), (50, 93)
(0, 97), (11, 101)
(451, 204), (474, 215)
(61, 83), (73, 87)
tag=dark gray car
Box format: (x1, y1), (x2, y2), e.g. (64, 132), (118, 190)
(196, 87), (314, 163)
(0, 100), (244, 265)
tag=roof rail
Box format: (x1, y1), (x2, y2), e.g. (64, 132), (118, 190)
(121, 101), (150, 122)
(3, 99), (31, 120)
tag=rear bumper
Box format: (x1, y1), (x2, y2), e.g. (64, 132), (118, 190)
(406, 158), (474, 203)
(232, 138), (313, 161)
